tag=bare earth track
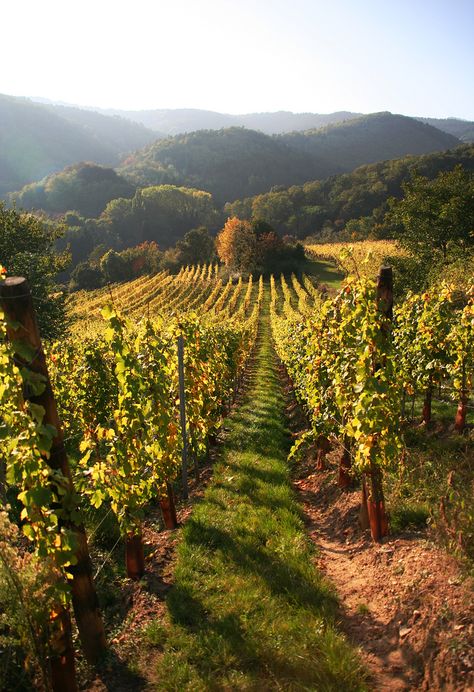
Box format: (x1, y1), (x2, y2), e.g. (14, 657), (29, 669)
(291, 435), (474, 691)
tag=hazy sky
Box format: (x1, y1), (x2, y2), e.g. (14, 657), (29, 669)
(2, 0), (473, 118)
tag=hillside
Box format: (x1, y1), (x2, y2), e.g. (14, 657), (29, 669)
(417, 116), (474, 142)
(118, 114), (460, 204)
(0, 94), (156, 196)
(118, 127), (338, 204)
(225, 143), (474, 237)
(280, 112), (460, 172)
(9, 162), (135, 217)
(41, 102), (157, 153)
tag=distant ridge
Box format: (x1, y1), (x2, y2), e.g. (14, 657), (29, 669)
(27, 96), (474, 141)
(279, 112), (460, 172)
(97, 107), (364, 135)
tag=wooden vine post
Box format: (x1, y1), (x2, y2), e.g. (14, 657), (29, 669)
(125, 531), (145, 579)
(422, 375), (433, 425)
(178, 334), (189, 499)
(338, 434), (352, 487)
(160, 482), (178, 529)
(316, 435), (331, 471)
(364, 266), (392, 541)
(455, 392), (468, 432)
(0, 278), (107, 671)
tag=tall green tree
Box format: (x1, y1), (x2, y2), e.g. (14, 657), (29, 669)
(0, 204), (68, 337)
(176, 227), (216, 265)
(388, 165), (474, 261)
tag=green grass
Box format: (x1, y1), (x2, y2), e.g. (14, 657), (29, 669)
(152, 289), (365, 690)
(302, 258), (344, 290)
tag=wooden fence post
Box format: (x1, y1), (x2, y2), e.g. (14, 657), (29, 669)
(0, 277), (107, 667)
(177, 334), (189, 499)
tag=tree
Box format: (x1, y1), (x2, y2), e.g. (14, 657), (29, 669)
(70, 262), (103, 291)
(0, 203), (68, 337)
(119, 241), (163, 276)
(140, 186), (217, 247)
(388, 166), (474, 261)
(216, 217), (256, 272)
(176, 227), (216, 265)
(100, 250), (129, 283)
(102, 197), (141, 246)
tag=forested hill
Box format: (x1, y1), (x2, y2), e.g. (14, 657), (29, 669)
(9, 162), (135, 218)
(279, 112), (460, 172)
(118, 113), (460, 204)
(117, 127), (338, 205)
(417, 117), (474, 142)
(0, 94), (156, 196)
(224, 143), (474, 238)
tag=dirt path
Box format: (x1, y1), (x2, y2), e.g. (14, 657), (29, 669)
(292, 458), (474, 691)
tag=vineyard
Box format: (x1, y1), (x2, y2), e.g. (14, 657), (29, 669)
(1, 262), (473, 690)
(306, 239), (404, 279)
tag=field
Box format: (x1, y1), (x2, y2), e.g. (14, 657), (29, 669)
(1, 264), (473, 691)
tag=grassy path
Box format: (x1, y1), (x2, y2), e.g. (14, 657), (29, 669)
(152, 289), (365, 690)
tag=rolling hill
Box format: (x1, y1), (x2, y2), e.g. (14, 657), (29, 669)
(118, 113), (460, 204)
(224, 143), (474, 237)
(9, 162), (135, 217)
(117, 127), (338, 205)
(92, 106), (474, 142)
(0, 94), (156, 196)
(280, 112), (460, 172)
(417, 117), (474, 142)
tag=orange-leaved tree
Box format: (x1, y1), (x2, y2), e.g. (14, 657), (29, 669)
(216, 217), (256, 271)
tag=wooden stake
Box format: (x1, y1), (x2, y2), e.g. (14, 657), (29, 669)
(455, 361), (468, 432)
(0, 277), (106, 665)
(359, 477), (370, 530)
(365, 265), (393, 541)
(49, 608), (78, 692)
(338, 438), (352, 487)
(316, 435), (330, 471)
(160, 482), (178, 529)
(454, 393), (468, 432)
(126, 531), (145, 579)
(177, 335), (188, 499)
(422, 381), (433, 425)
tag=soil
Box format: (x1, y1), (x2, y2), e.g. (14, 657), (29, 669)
(286, 389), (474, 691)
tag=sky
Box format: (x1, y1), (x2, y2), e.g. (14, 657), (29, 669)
(1, 0), (473, 119)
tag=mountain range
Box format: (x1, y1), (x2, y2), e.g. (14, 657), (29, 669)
(1, 93), (473, 205)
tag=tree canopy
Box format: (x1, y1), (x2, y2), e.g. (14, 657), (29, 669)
(388, 165), (474, 260)
(216, 218), (256, 272)
(0, 203), (68, 337)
